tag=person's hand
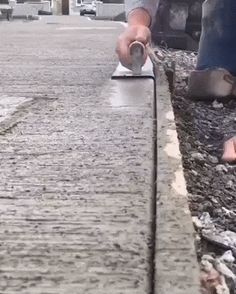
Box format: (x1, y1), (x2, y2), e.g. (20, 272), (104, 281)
(116, 25), (151, 69)
(222, 136), (236, 163)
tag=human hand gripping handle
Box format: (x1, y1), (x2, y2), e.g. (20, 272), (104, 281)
(116, 25), (151, 70)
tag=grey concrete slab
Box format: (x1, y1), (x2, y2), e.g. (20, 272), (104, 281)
(0, 16), (156, 293)
(155, 67), (201, 294)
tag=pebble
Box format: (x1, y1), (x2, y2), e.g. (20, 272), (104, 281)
(226, 180), (233, 189)
(191, 169), (198, 176)
(202, 254), (215, 263)
(195, 233), (201, 243)
(215, 164), (228, 173)
(220, 230), (236, 247)
(202, 229), (236, 255)
(192, 216), (203, 229)
(222, 207), (236, 217)
(200, 212), (215, 230)
(191, 152), (205, 162)
(185, 142), (192, 150)
(214, 259), (236, 280)
(201, 259), (214, 272)
(211, 198), (218, 204)
(212, 100), (224, 109)
(200, 201), (213, 214)
(220, 250), (235, 264)
(208, 155), (219, 164)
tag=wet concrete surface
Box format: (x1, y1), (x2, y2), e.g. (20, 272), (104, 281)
(0, 16), (157, 293)
(109, 79), (154, 107)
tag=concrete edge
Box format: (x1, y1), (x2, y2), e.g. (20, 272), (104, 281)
(154, 66), (201, 294)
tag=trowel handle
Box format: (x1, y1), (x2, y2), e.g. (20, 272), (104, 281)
(129, 41), (145, 75)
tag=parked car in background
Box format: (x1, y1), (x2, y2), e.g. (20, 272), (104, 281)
(80, 0), (96, 16)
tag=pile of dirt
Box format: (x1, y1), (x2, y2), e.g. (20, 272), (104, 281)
(155, 48), (236, 293)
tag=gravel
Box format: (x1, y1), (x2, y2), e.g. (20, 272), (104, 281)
(154, 48), (236, 293)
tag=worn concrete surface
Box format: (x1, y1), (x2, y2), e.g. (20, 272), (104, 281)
(0, 16), (156, 293)
(155, 68), (200, 294)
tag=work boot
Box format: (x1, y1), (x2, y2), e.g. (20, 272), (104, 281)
(188, 0), (236, 99)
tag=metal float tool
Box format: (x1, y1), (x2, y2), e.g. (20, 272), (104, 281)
(112, 41), (155, 80)
(109, 41), (156, 108)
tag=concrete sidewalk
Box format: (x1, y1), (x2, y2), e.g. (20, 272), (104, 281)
(0, 16), (156, 293)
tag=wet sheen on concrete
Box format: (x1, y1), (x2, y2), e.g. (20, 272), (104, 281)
(0, 16), (156, 293)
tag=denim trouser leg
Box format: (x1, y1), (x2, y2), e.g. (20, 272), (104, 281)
(197, 0), (236, 76)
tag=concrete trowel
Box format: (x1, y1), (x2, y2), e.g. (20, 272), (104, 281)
(109, 41), (155, 108)
(112, 41), (155, 80)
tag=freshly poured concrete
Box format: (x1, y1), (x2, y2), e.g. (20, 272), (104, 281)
(0, 16), (156, 293)
(0, 15), (201, 294)
(109, 79), (154, 107)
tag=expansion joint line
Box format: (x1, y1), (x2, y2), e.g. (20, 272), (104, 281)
(150, 75), (158, 294)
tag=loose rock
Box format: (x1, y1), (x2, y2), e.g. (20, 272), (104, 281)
(201, 259), (214, 272)
(191, 152), (205, 162)
(202, 254), (215, 263)
(212, 100), (224, 109)
(200, 212), (216, 231)
(220, 250), (235, 264)
(191, 169), (198, 176)
(202, 229), (236, 255)
(192, 216), (203, 230)
(208, 155), (219, 164)
(214, 259), (236, 281)
(226, 180), (233, 189)
(215, 165), (228, 173)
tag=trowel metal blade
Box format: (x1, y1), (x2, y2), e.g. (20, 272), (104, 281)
(112, 57), (155, 80)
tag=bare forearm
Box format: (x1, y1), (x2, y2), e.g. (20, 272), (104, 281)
(125, 0), (159, 26)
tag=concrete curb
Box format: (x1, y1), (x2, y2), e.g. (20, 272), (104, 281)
(154, 67), (201, 294)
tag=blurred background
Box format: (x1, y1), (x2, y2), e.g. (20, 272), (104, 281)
(0, 0), (204, 50)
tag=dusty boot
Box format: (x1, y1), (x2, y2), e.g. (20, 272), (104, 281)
(188, 0), (236, 99)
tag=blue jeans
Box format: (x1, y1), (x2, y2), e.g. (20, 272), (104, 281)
(197, 0), (236, 75)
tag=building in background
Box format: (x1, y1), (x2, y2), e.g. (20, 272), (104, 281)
(69, 0), (124, 17)
(0, 0), (52, 18)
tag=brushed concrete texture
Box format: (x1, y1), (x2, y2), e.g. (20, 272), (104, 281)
(0, 16), (156, 293)
(155, 67), (201, 294)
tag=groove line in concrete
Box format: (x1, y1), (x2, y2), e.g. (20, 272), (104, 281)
(150, 70), (158, 294)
